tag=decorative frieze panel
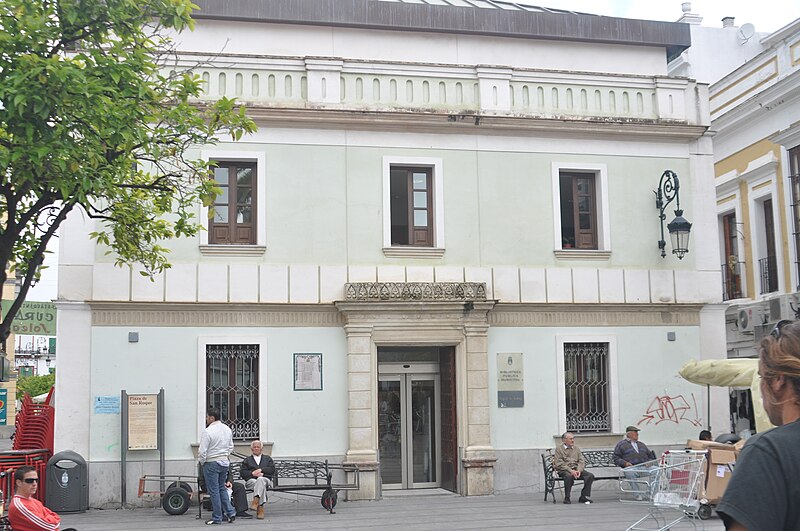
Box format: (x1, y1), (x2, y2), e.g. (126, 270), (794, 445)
(91, 303), (344, 327)
(489, 304), (701, 326)
(344, 282), (487, 301)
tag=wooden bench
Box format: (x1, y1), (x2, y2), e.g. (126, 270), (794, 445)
(541, 449), (618, 503)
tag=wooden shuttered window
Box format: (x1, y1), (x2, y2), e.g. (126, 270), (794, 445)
(559, 172), (598, 250)
(390, 167), (434, 247)
(209, 161), (256, 245)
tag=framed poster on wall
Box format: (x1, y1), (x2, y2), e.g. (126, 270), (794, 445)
(294, 353), (323, 391)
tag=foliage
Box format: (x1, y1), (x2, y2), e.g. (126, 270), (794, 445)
(0, 0), (256, 340)
(16, 371), (55, 401)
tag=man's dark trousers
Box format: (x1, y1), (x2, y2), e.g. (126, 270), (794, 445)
(559, 470), (595, 500)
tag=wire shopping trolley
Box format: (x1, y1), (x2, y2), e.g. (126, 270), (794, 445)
(623, 450), (707, 531)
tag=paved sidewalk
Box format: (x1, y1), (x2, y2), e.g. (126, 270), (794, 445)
(59, 490), (725, 530)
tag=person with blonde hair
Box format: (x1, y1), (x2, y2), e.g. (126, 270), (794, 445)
(717, 319), (800, 531)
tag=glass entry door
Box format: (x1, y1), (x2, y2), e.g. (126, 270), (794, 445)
(378, 364), (440, 489)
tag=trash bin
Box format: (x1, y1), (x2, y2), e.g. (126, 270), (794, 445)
(45, 450), (88, 513)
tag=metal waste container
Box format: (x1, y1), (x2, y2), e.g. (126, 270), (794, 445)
(46, 450), (88, 513)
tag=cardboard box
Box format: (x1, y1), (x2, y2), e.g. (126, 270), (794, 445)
(704, 448), (736, 504)
(686, 439), (736, 451)
(683, 440), (739, 504)
(733, 438), (746, 454)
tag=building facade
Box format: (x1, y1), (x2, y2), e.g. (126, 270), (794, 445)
(707, 18), (800, 434)
(54, 0), (726, 507)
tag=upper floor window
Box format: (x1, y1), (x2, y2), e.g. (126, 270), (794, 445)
(759, 198), (779, 294)
(789, 146), (800, 287)
(382, 156), (445, 258)
(199, 151), (266, 255)
(559, 172), (597, 250)
(390, 167), (433, 246)
(721, 212), (742, 300)
(551, 163), (610, 257)
(209, 161), (256, 245)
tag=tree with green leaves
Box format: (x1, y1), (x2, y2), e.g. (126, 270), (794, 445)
(0, 0), (256, 341)
(16, 371), (55, 400)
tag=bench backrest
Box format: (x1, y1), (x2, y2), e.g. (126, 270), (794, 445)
(543, 449), (616, 477)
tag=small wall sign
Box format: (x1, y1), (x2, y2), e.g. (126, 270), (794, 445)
(497, 352), (524, 408)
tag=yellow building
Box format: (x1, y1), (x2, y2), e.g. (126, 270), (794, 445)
(1, 274), (17, 427)
(711, 19), (800, 432)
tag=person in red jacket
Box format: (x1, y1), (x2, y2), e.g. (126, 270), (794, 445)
(7, 466), (77, 531)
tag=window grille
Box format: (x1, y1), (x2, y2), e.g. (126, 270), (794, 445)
(564, 342), (609, 432)
(206, 344), (259, 439)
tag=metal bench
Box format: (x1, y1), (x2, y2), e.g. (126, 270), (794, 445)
(203, 454), (360, 515)
(141, 452), (359, 516)
(542, 449), (618, 503)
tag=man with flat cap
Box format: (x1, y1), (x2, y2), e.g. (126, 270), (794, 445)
(614, 425), (656, 468)
(614, 425), (656, 499)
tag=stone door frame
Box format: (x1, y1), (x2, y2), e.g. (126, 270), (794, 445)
(336, 282), (496, 499)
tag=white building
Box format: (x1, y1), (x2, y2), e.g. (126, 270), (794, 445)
(55, 0), (726, 507)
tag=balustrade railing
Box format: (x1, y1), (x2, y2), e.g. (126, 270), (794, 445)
(758, 255), (778, 294)
(182, 57), (696, 123)
(721, 261), (743, 301)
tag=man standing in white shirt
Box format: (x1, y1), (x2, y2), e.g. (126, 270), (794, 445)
(240, 440), (275, 519)
(198, 407), (237, 525)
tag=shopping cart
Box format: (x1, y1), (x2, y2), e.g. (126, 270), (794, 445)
(622, 450), (707, 531)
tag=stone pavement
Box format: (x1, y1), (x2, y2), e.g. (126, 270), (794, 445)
(59, 490), (725, 531)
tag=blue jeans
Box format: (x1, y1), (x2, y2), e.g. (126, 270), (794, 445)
(623, 466), (658, 499)
(203, 461), (236, 522)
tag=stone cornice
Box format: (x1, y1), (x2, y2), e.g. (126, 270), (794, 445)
(240, 107), (707, 139)
(90, 302), (344, 327)
(489, 303), (702, 326)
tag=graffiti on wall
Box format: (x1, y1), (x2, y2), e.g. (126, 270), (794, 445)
(638, 393), (703, 427)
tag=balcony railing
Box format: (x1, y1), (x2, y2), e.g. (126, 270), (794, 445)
(721, 262), (743, 301)
(758, 255), (778, 294)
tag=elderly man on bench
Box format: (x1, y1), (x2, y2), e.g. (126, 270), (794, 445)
(240, 440), (275, 519)
(553, 432), (594, 504)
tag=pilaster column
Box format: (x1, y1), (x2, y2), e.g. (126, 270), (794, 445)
(342, 324), (378, 500)
(476, 66), (513, 114)
(462, 311), (496, 495)
(305, 57), (344, 105)
(654, 77), (690, 122)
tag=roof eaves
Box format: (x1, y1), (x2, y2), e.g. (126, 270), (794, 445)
(191, 0), (691, 60)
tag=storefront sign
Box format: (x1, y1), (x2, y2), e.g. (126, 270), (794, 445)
(497, 352), (524, 408)
(0, 301), (57, 335)
(127, 394), (158, 450)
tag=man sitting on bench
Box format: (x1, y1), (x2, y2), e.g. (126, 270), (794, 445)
(553, 432), (594, 504)
(240, 440), (275, 519)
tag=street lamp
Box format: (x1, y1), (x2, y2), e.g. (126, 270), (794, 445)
(655, 170), (692, 259)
